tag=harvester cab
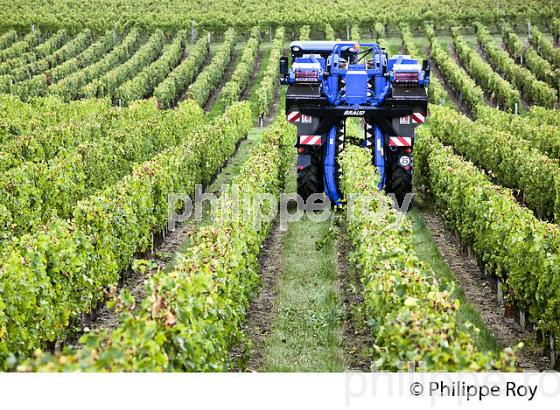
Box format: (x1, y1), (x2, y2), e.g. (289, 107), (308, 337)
(279, 41), (430, 206)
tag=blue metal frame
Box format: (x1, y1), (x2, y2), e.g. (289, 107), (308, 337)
(373, 125), (385, 190)
(322, 43), (391, 204)
(286, 42), (427, 205)
(325, 42), (386, 106)
(324, 125), (340, 204)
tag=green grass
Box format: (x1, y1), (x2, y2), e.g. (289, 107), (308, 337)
(259, 214), (345, 372)
(259, 165), (344, 372)
(407, 207), (500, 353)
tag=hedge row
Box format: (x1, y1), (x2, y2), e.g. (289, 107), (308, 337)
(0, 97), (113, 169)
(51, 29), (143, 101)
(452, 29), (520, 111)
(530, 27), (560, 68)
(0, 100), (207, 243)
(0, 30), (17, 50)
(256, 27), (284, 117)
(351, 23), (361, 41)
(502, 25), (559, 89)
(400, 24), (447, 105)
(23, 111), (292, 372)
(0, 29), (41, 64)
(415, 126), (560, 356)
(325, 24), (335, 40)
(9, 31), (116, 100)
(11, 29), (89, 82)
(475, 105), (560, 161)
(552, 19), (560, 46)
(300, 25), (311, 41)
(49, 31), (115, 83)
(0, 94), (112, 143)
(34, 29), (69, 59)
(114, 31), (187, 104)
(219, 27), (260, 109)
(429, 105), (560, 221)
(0, 102), (253, 369)
(82, 30), (165, 98)
(0, 30), (43, 90)
(9, 30), (94, 100)
(476, 23), (557, 108)
(526, 106), (560, 126)
(186, 28), (236, 107)
(0, 30), (70, 91)
(428, 34), (485, 111)
(154, 34), (210, 108)
(340, 145), (516, 371)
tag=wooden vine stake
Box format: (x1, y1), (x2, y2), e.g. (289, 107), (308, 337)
(519, 310), (526, 330)
(497, 280), (504, 305)
(191, 20), (197, 43)
(550, 333), (556, 367)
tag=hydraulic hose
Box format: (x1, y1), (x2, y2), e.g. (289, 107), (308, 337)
(324, 124), (341, 205)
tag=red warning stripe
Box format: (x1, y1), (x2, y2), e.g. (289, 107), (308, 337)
(287, 111), (302, 123)
(411, 112), (425, 124)
(388, 136), (412, 147)
(299, 135), (322, 145)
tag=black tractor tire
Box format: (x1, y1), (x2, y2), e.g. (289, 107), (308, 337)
(386, 162), (412, 207)
(297, 155), (323, 201)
